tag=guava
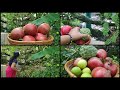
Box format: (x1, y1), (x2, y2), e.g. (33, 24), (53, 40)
(82, 67), (91, 74)
(81, 73), (92, 78)
(71, 66), (81, 76)
(77, 59), (87, 69)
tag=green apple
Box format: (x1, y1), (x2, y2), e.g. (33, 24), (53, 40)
(81, 73), (92, 78)
(82, 67), (91, 74)
(77, 59), (87, 69)
(71, 66), (81, 76)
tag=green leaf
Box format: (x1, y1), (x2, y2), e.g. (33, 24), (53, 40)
(69, 19), (81, 26)
(105, 30), (119, 45)
(31, 13), (60, 26)
(29, 46), (59, 60)
(104, 13), (112, 19)
(102, 22), (109, 36)
(111, 13), (119, 26)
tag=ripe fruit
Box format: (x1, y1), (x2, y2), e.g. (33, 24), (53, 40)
(104, 62), (117, 77)
(75, 39), (85, 45)
(82, 67), (91, 74)
(61, 25), (72, 35)
(88, 57), (103, 70)
(71, 67), (81, 76)
(10, 27), (24, 40)
(77, 59), (87, 69)
(23, 23), (37, 36)
(73, 58), (82, 66)
(35, 33), (47, 41)
(81, 73), (92, 78)
(37, 23), (50, 35)
(96, 49), (107, 59)
(91, 67), (111, 78)
(23, 35), (36, 41)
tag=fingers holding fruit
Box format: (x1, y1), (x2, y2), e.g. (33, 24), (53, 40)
(60, 25), (91, 45)
(75, 34), (91, 45)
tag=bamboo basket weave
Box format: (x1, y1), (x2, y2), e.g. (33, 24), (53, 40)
(7, 33), (54, 45)
(64, 60), (120, 78)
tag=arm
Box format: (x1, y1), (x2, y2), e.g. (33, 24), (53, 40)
(11, 62), (17, 71)
(60, 35), (71, 45)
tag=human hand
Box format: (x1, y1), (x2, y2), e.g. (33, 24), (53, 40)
(69, 27), (90, 41)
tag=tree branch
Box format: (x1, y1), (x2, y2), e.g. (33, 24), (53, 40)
(72, 13), (115, 26)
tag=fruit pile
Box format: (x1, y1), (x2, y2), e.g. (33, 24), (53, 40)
(68, 46), (119, 78)
(10, 23), (50, 41)
(60, 25), (91, 45)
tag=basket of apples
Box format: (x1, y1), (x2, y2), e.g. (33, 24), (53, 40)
(7, 23), (54, 45)
(61, 25), (91, 45)
(64, 46), (119, 78)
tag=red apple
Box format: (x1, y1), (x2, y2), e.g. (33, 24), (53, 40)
(23, 23), (37, 36)
(92, 67), (111, 78)
(104, 61), (118, 77)
(35, 33), (47, 41)
(37, 23), (50, 35)
(75, 39), (85, 45)
(88, 57), (103, 70)
(23, 35), (36, 41)
(10, 27), (24, 40)
(61, 25), (72, 35)
(96, 49), (107, 59)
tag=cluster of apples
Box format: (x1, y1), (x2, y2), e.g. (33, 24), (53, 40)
(70, 49), (118, 78)
(10, 23), (50, 41)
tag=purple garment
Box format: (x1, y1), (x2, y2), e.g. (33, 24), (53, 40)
(9, 59), (17, 66)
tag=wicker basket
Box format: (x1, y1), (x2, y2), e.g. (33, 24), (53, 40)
(7, 33), (54, 45)
(64, 60), (120, 78)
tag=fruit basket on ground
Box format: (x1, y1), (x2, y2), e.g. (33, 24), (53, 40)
(7, 23), (54, 45)
(64, 59), (119, 78)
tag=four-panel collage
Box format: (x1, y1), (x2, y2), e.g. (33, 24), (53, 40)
(1, 13), (119, 78)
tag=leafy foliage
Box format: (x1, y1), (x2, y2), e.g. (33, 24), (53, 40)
(105, 30), (119, 45)
(31, 13), (60, 26)
(104, 13), (112, 19)
(102, 22), (109, 36)
(103, 13), (119, 45)
(30, 46), (60, 60)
